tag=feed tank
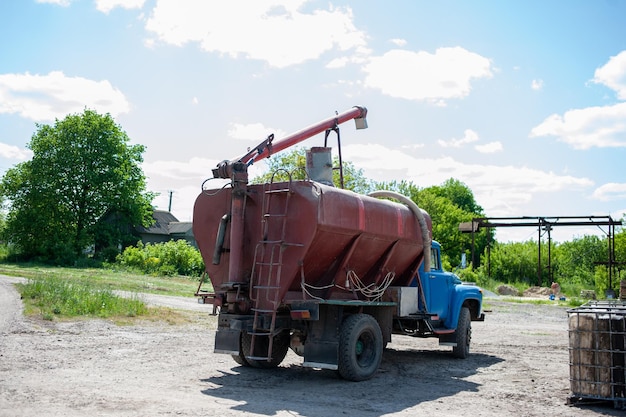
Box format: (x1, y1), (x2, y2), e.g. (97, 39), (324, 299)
(193, 180), (432, 311)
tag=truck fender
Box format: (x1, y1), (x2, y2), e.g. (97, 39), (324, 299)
(444, 287), (482, 329)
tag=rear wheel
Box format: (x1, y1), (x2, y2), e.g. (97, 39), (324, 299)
(452, 307), (471, 359)
(239, 330), (290, 369)
(231, 333), (250, 366)
(338, 314), (383, 381)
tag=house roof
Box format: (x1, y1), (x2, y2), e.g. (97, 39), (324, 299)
(136, 210), (179, 235)
(168, 222), (193, 235)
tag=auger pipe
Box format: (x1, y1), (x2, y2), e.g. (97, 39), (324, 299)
(212, 106), (367, 180)
(238, 106), (367, 165)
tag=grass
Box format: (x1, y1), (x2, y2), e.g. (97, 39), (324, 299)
(18, 276), (148, 320)
(2, 262), (213, 323)
(16, 276), (201, 325)
(0, 262), (211, 297)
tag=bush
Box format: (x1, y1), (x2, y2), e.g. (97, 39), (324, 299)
(98, 246), (121, 263)
(456, 267), (479, 283)
(116, 240), (205, 277)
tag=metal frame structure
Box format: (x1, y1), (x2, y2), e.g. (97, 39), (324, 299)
(462, 216), (623, 289)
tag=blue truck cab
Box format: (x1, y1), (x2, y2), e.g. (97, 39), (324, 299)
(389, 240), (484, 358)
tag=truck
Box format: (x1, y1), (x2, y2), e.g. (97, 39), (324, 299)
(193, 106), (484, 381)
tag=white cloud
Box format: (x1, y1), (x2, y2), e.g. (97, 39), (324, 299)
(438, 129), (479, 148)
(593, 50), (626, 100)
(143, 157), (216, 181)
(0, 71), (130, 121)
(390, 38), (407, 47)
(96, 0), (146, 14)
(362, 47), (493, 104)
(228, 122), (287, 141)
(401, 143), (425, 150)
(326, 57), (350, 69)
(342, 143), (593, 216)
(0, 143), (33, 161)
(475, 141), (503, 153)
(149, 184), (200, 221)
(531, 79), (543, 91)
(144, 0), (367, 68)
(592, 182), (626, 201)
(530, 102), (626, 149)
(611, 209), (626, 221)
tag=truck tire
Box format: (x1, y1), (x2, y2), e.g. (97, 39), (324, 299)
(240, 330), (290, 369)
(338, 314), (383, 381)
(231, 353), (249, 366)
(452, 307), (471, 359)
(231, 332), (251, 367)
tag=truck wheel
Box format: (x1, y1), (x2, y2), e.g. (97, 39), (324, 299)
(231, 332), (251, 367)
(241, 330), (290, 369)
(452, 307), (471, 359)
(338, 314), (383, 381)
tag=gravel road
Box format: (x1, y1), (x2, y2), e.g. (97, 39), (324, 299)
(0, 275), (623, 416)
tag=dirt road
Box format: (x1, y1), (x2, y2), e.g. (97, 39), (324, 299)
(0, 275), (622, 416)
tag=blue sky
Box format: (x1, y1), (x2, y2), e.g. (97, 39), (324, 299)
(1, 0), (625, 242)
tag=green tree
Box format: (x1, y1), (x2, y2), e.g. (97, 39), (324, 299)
(427, 178), (483, 214)
(553, 235), (609, 291)
(251, 147), (373, 193)
(0, 109), (154, 263)
(615, 228), (626, 273)
(417, 188), (474, 268)
(482, 240), (542, 285)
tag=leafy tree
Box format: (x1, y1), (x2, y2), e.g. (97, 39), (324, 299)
(0, 109), (154, 263)
(553, 235), (607, 288)
(615, 229), (626, 276)
(376, 180), (420, 202)
(251, 147), (373, 193)
(481, 240), (544, 285)
(426, 178), (483, 214)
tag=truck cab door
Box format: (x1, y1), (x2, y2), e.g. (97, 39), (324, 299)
(426, 246), (451, 322)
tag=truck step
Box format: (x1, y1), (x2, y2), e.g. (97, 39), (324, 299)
(251, 308), (276, 313)
(246, 356), (272, 361)
(433, 328), (455, 335)
(247, 331), (272, 336)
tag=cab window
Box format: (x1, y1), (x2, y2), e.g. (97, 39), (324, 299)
(431, 247), (441, 271)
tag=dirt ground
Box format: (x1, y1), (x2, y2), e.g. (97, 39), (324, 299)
(0, 275), (624, 417)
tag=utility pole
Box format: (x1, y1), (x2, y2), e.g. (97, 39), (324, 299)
(168, 190), (173, 212)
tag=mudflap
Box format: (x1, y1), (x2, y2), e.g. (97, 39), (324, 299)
(302, 304), (341, 370)
(438, 331), (457, 347)
(214, 328), (240, 355)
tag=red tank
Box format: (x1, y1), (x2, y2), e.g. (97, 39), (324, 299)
(193, 180), (431, 312)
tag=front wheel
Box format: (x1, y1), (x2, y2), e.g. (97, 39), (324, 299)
(338, 314), (383, 381)
(452, 307), (471, 359)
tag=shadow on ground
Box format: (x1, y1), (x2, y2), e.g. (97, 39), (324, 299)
(200, 348), (503, 417)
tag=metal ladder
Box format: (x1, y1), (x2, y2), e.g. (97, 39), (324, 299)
(247, 176), (298, 361)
